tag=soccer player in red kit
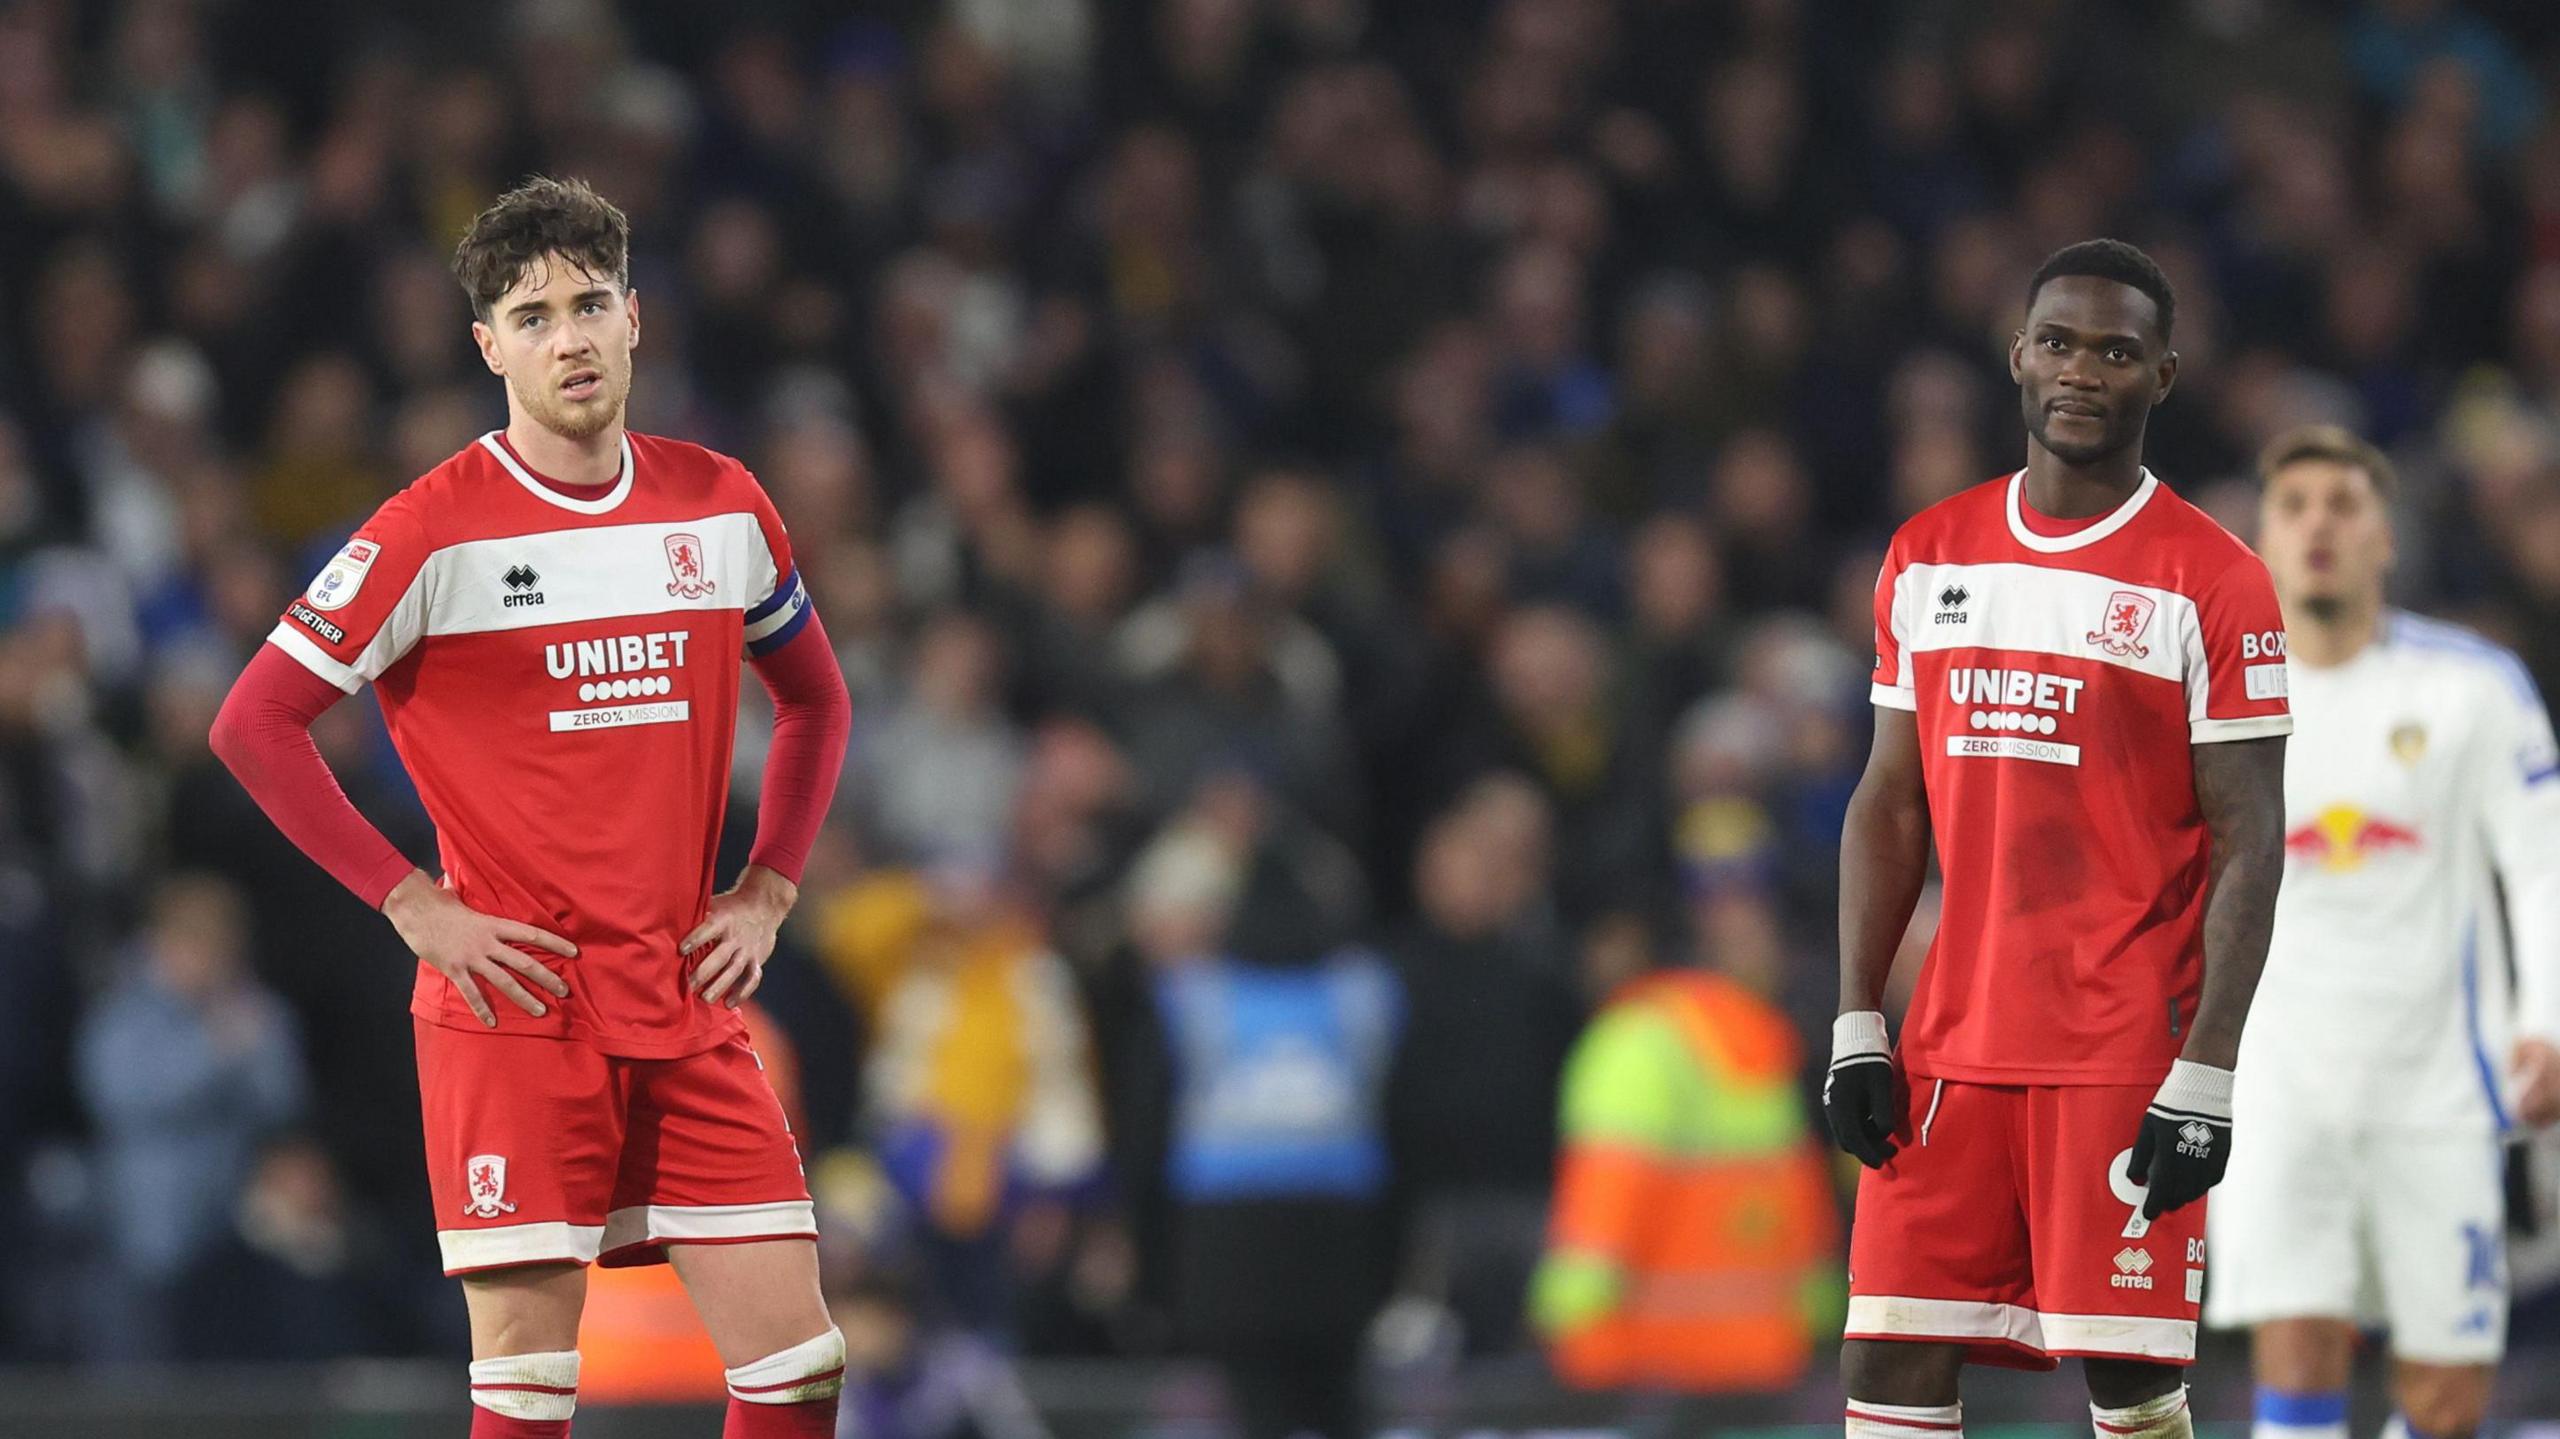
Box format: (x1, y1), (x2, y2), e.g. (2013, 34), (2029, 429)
(209, 178), (855, 1438)
(1827, 240), (2291, 1439)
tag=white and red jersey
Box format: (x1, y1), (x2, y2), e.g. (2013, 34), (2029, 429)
(269, 431), (815, 1058)
(1872, 470), (2292, 1086)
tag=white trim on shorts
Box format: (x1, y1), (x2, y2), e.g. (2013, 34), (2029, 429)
(438, 1221), (608, 1274)
(599, 1200), (818, 1261)
(1846, 1295), (2196, 1363)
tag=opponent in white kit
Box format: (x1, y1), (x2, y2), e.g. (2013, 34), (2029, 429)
(2209, 425), (2560, 1439)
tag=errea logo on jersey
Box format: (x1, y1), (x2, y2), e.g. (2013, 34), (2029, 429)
(503, 564), (545, 608)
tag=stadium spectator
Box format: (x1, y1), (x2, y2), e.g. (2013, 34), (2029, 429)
(1123, 805), (1394, 1439)
(815, 863), (1106, 1338)
(73, 873), (308, 1360)
(1529, 937), (1838, 1397)
(1383, 785), (1583, 1358)
(171, 1133), (412, 1361)
(848, 608), (1028, 868)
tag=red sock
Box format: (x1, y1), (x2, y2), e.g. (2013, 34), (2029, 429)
(722, 1396), (836, 1437)
(472, 1416), (570, 1439)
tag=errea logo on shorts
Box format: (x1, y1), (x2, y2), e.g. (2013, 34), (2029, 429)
(2111, 1246), (2155, 1291)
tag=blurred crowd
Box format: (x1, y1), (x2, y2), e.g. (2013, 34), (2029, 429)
(3, 0), (2560, 1395)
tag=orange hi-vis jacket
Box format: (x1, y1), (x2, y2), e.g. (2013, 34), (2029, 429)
(1531, 971), (1841, 1392)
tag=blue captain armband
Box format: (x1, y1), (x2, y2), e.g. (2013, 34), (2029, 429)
(743, 567), (812, 657)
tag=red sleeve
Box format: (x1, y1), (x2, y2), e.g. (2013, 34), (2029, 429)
(2186, 550), (2293, 744)
(744, 610), (851, 885)
(208, 644), (420, 908)
(1869, 535), (1917, 711)
(738, 471), (812, 659)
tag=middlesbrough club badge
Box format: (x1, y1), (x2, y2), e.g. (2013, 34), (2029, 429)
(2087, 590), (2157, 659)
(462, 1154), (518, 1218)
(664, 532), (716, 599)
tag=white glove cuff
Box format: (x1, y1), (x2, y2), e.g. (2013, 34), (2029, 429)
(2152, 1059), (2234, 1121)
(1833, 1010), (1890, 1063)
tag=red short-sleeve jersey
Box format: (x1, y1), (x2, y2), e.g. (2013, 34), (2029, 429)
(1871, 470), (2291, 1085)
(270, 431), (815, 1058)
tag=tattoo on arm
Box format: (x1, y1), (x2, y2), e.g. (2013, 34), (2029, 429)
(2183, 735), (2288, 1069)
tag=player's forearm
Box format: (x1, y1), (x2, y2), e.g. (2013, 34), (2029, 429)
(1837, 772), (1930, 1013)
(2183, 736), (2289, 1069)
(210, 646), (418, 909)
(2184, 843), (2280, 1067)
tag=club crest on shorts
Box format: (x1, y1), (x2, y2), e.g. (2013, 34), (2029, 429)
(2087, 590), (2156, 659)
(463, 1154), (518, 1218)
(663, 532), (716, 599)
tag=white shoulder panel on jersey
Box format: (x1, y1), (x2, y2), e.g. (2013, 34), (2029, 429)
(420, 514), (764, 637)
(1894, 560), (2198, 688)
(264, 552), (438, 693)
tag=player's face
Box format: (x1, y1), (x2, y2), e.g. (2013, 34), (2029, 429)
(2009, 277), (2176, 466)
(471, 252), (640, 442)
(2257, 459), (2393, 615)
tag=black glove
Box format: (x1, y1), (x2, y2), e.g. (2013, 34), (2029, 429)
(1825, 1011), (1900, 1168)
(2126, 1060), (2234, 1218)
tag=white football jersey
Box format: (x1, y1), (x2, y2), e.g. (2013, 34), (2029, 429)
(2237, 611), (2560, 1131)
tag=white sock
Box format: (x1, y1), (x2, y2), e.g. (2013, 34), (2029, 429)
(2253, 1385), (2348, 1439)
(725, 1326), (847, 1405)
(469, 1348), (580, 1422)
(2095, 1387), (2193, 1439)
(1848, 1399), (1963, 1439)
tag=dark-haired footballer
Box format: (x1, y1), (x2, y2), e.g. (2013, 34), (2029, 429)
(1825, 240), (2292, 1439)
(209, 177), (854, 1438)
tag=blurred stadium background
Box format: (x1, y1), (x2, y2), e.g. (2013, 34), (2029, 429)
(5, 0), (2560, 1434)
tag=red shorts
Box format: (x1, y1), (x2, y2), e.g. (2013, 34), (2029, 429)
(1845, 1075), (2204, 1369)
(417, 1021), (815, 1276)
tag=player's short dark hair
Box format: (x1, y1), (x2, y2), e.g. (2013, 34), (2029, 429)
(452, 176), (631, 323)
(2257, 423), (2398, 499)
(2026, 238), (2175, 343)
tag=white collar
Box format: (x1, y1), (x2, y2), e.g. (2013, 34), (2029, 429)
(478, 431), (635, 515)
(2005, 466), (2159, 553)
